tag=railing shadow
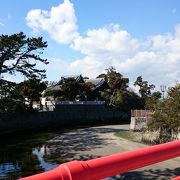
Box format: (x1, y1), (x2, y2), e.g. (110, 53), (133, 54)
(44, 127), (123, 163)
(109, 168), (180, 180)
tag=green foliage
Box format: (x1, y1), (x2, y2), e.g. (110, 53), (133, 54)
(18, 78), (47, 107)
(110, 90), (143, 111)
(106, 66), (129, 90)
(44, 89), (61, 100)
(79, 81), (95, 100)
(134, 76), (157, 108)
(96, 73), (107, 79)
(101, 67), (129, 107)
(59, 78), (81, 101)
(0, 79), (16, 95)
(147, 84), (180, 143)
(134, 76), (155, 98)
(0, 32), (48, 79)
(0, 96), (27, 114)
(98, 67), (143, 111)
(0, 32), (48, 114)
(145, 91), (162, 110)
(0, 78), (47, 114)
(0, 82), (27, 114)
(114, 130), (137, 141)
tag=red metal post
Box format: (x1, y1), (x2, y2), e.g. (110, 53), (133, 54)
(172, 177), (180, 180)
(20, 140), (180, 180)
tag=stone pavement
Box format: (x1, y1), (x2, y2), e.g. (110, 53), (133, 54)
(45, 124), (180, 180)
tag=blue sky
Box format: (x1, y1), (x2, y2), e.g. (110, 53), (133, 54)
(0, 0), (180, 89)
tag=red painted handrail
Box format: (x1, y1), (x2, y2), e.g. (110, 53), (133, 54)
(20, 140), (180, 180)
(172, 177), (180, 180)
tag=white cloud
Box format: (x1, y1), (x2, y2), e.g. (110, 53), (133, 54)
(26, 0), (79, 44)
(68, 24), (180, 88)
(71, 24), (139, 58)
(70, 56), (107, 77)
(69, 24), (140, 77)
(0, 22), (4, 27)
(25, 1), (180, 88)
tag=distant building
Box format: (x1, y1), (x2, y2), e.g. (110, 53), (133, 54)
(43, 74), (84, 95)
(85, 78), (106, 91)
(34, 75), (107, 111)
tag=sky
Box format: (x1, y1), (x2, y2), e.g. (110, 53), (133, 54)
(0, 0), (180, 91)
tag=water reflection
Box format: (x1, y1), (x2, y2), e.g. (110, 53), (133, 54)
(0, 131), (62, 180)
(32, 146), (58, 171)
(0, 127), (112, 179)
(0, 163), (20, 177)
(0, 148), (43, 180)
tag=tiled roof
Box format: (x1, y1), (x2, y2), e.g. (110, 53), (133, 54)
(85, 78), (105, 89)
(44, 85), (62, 92)
(45, 77), (105, 93)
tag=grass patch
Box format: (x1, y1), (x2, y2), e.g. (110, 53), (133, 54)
(114, 130), (138, 141)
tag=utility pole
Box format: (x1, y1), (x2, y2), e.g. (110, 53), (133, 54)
(160, 85), (166, 100)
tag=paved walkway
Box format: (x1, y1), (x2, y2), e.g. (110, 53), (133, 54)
(45, 124), (180, 180)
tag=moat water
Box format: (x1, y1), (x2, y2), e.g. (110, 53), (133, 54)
(0, 129), (70, 180)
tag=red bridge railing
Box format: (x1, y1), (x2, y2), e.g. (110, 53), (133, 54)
(20, 140), (180, 180)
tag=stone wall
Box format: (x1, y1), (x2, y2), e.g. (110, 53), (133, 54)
(0, 104), (128, 135)
(130, 110), (154, 131)
(130, 117), (148, 131)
